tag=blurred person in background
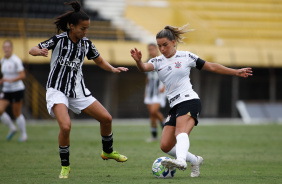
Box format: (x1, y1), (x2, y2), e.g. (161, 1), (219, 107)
(29, 1), (128, 179)
(0, 40), (27, 142)
(144, 43), (166, 142)
(131, 24), (252, 178)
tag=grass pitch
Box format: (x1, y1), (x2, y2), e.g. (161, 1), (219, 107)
(0, 120), (282, 184)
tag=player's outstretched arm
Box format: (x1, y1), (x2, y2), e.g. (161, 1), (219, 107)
(130, 48), (154, 72)
(202, 61), (253, 78)
(93, 55), (128, 73)
(29, 46), (48, 57)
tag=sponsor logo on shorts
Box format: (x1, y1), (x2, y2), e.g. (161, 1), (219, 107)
(165, 115), (171, 123)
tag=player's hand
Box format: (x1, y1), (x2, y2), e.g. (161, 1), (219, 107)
(236, 68), (253, 78)
(130, 48), (142, 62)
(112, 67), (128, 73)
(0, 78), (10, 84)
(159, 86), (165, 93)
(40, 48), (49, 57)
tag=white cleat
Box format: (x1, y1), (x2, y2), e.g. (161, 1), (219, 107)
(18, 134), (28, 142)
(161, 158), (187, 171)
(191, 156), (204, 177)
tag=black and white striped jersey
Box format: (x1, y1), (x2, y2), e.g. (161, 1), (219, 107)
(38, 32), (100, 98)
(145, 71), (163, 99)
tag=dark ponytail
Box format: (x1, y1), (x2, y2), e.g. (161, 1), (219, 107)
(54, 1), (89, 34)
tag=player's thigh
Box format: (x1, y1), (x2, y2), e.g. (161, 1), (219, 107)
(160, 125), (176, 152)
(175, 115), (195, 136)
(12, 100), (23, 117)
(53, 103), (71, 131)
(0, 99), (10, 114)
(146, 104), (152, 112)
(150, 103), (161, 114)
(82, 100), (112, 123)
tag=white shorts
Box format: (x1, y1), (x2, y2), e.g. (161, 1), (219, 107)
(46, 88), (96, 118)
(144, 94), (166, 108)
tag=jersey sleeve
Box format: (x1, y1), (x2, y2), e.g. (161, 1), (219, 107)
(38, 35), (58, 50)
(86, 41), (100, 60)
(186, 51), (203, 69)
(148, 58), (157, 71)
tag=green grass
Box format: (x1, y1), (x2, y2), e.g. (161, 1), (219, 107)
(0, 121), (282, 184)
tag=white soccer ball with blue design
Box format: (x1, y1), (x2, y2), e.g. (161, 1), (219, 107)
(152, 157), (176, 178)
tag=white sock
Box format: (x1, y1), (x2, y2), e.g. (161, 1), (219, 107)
(16, 114), (27, 137)
(1, 112), (16, 131)
(167, 142), (198, 164)
(176, 133), (189, 162)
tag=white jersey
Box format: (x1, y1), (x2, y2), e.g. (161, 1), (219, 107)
(0, 54), (25, 92)
(148, 50), (201, 108)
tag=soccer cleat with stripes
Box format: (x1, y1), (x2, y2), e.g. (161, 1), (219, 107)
(6, 130), (17, 141)
(59, 166), (70, 179)
(190, 156), (204, 177)
(101, 151), (128, 162)
(161, 158), (187, 171)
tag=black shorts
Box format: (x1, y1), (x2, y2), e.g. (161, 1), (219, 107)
(164, 99), (201, 127)
(1, 90), (25, 103)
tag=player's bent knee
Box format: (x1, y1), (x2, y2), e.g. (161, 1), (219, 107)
(160, 144), (171, 153)
(101, 114), (112, 125)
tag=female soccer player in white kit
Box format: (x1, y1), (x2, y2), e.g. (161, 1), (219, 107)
(29, 1), (128, 179)
(0, 40), (27, 142)
(144, 43), (166, 142)
(131, 25), (252, 177)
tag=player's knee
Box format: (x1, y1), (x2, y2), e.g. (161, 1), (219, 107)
(160, 144), (170, 153)
(60, 124), (71, 135)
(150, 109), (158, 117)
(103, 114), (112, 124)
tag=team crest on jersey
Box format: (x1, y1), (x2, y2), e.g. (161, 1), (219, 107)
(175, 61), (182, 68)
(81, 43), (86, 52)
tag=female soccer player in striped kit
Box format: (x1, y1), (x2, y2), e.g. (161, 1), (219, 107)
(131, 25), (252, 177)
(144, 43), (166, 142)
(29, 1), (128, 179)
(0, 40), (27, 142)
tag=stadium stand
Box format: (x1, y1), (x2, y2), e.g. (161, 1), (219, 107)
(125, 0), (282, 67)
(0, 0), (281, 119)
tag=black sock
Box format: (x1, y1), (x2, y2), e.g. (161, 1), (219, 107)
(102, 133), (113, 154)
(151, 127), (157, 138)
(59, 146), (70, 166)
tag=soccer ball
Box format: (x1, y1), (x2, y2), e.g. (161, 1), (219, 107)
(152, 157), (176, 178)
